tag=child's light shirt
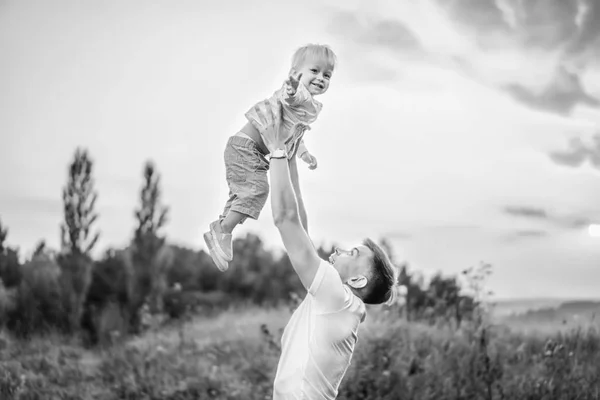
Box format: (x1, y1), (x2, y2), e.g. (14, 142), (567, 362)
(245, 81), (322, 160)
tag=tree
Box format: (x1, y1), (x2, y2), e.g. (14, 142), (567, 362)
(428, 273), (462, 324)
(33, 240), (47, 257)
(60, 148), (100, 255)
(0, 219), (21, 288)
(129, 161), (171, 326)
(57, 148), (99, 333)
(0, 220), (7, 254)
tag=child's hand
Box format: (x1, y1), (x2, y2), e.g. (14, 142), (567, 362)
(301, 152), (318, 170)
(285, 70), (303, 96)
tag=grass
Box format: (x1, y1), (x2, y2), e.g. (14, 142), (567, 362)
(1, 304), (600, 399)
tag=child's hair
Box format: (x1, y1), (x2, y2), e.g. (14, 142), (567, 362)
(291, 44), (337, 71)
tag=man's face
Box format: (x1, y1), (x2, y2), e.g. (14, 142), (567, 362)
(329, 244), (373, 282)
(295, 57), (333, 96)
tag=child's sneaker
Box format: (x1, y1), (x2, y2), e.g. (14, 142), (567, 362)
(204, 231), (229, 271)
(203, 220), (233, 271)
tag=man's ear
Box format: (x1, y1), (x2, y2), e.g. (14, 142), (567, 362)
(347, 275), (367, 289)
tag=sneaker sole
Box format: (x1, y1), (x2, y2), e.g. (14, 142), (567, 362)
(209, 221), (233, 261)
(203, 232), (229, 272)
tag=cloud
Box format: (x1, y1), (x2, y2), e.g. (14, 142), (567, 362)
(500, 229), (549, 243)
(566, 0), (600, 57)
(549, 132), (600, 169)
(516, 0), (580, 50)
(436, 0), (580, 50)
(434, 0), (510, 39)
(325, 1), (600, 118)
(328, 11), (425, 56)
(503, 206), (548, 219)
(515, 230), (548, 237)
(428, 0), (600, 114)
(502, 204), (598, 230)
(503, 66), (600, 115)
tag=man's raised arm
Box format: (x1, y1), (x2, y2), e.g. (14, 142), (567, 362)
(289, 155), (308, 233)
(253, 100), (321, 290)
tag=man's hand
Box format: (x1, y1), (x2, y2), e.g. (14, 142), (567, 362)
(285, 70), (302, 97)
(300, 152), (318, 170)
(254, 99), (285, 154)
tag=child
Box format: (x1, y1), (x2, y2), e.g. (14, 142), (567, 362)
(203, 43), (336, 271)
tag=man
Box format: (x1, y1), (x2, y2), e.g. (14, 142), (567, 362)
(253, 99), (399, 399)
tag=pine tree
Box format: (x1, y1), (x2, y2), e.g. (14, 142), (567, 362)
(33, 240), (47, 257)
(0, 219), (7, 254)
(129, 161), (171, 328)
(0, 219), (21, 288)
(60, 148), (100, 255)
(133, 161), (169, 257)
(57, 147), (99, 333)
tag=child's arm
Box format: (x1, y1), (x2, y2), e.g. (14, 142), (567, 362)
(281, 72), (314, 109)
(297, 139), (318, 170)
(296, 139), (309, 159)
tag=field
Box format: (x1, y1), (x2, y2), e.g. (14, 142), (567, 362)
(2, 301), (600, 400)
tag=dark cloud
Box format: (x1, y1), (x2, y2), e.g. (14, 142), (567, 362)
(503, 66), (599, 115)
(502, 204), (598, 230)
(327, 3), (600, 114)
(504, 206), (548, 219)
(436, 0), (581, 51)
(515, 230), (548, 237)
(589, 135), (600, 168)
(326, 11), (428, 83)
(549, 137), (589, 167)
(328, 11), (426, 56)
(500, 229), (549, 243)
(365, 20), (423, 54)
(566, 0), (600, 56)
(435, 0), (510, 37)
(517, 0), (580, 50)
(433, 0), (600, 114)
(568, 216), (594, 229)
(549, 133), (600, 169)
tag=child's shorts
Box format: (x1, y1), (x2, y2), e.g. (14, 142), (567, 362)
(220, 134), (270, 224)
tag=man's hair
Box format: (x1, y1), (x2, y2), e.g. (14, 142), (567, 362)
(361, 238), (398, 305)
(291, 43), (337, 71)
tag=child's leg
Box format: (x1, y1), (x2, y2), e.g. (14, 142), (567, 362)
(220, 211), (246, 234)
(205, 135), (270, 270)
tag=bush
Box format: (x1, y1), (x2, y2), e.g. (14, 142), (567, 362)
(7, 254), (65, 337)
(0, 280), (16, 327)
(163, 289), (230, 319)
(0, 248), (21, 289)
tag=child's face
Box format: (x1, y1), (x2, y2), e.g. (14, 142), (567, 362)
(295, 57), (333, 96)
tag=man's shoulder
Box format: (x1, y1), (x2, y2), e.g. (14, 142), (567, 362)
(309, 261), (366, 320)
(308, 260), (340, 296)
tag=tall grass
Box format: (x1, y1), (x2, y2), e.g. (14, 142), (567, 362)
(1, 305), (599, 400)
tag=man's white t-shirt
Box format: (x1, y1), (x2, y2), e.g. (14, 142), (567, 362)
(273, 261), (367, 400)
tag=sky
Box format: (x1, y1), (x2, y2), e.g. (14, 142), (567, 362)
(1, 0), (600, 299)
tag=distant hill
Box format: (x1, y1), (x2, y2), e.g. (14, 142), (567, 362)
(490, 298), (577, 318)
(492, 299), (600, 326)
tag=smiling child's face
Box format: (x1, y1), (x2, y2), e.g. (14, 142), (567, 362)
(294, 57), (333, 96)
